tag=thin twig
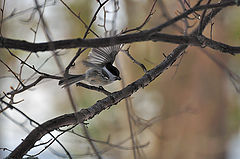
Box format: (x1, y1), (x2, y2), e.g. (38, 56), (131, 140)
(76, 82), (111, 95)
(0, 58), (25, 87)
(198, 0), (212, 35)
(122, 0), (157, 34)
(2, 0), (56, 22)
(82, 125), (103, 159)
(64, 0), (110, 75)
(122, 46), (147, 73)
(0, 98), (73, 159)
(202, 49), (240, 93)
(115, 60), (138, 159)
(67, 130), (149, 150)
(59, 0), (99, 37)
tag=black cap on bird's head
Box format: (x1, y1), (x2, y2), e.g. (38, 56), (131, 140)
(106, 63), (121, 80)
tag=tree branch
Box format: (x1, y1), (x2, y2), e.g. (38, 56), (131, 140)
(0, 0), (237, 53)
(1, 33), (240, 54)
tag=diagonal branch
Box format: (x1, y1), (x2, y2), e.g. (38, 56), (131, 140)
(8, 42), (186, 159)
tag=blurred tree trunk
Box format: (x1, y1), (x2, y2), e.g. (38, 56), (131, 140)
(156, 49), (228, 159)
(125, 0), (228, 159)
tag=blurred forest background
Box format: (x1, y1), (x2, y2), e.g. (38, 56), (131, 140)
(1, 0), (240, 159)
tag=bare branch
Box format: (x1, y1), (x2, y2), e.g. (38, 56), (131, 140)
(0, 1), (236, 53)
(122, 46), (147, 73)
(0, 58), (25, 87)
(2, 32), (240, 55)
(59, 0), (99, 37)
(76, 82), (111, 95)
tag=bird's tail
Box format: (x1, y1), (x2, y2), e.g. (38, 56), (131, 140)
(58, 74), (86, 87)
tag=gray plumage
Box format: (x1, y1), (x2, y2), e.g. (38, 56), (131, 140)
(59, 31), (122, 87)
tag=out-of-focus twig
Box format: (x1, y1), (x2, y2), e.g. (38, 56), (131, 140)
(0, 98), (72, 159)
(202, 49), (240, 93)
(64, 0), (110, 75)
(59, 0), (99, 37)
(158, 0), (183, 32)
(0, 58), (24, 87)
(122, 0), (157, 34)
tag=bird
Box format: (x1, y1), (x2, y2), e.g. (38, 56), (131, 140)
(59, 36), (122, 87)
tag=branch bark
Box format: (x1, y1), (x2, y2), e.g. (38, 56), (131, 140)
(1, 33), (240, 54)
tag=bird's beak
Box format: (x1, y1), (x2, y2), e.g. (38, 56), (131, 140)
(116, 76), (121, 80)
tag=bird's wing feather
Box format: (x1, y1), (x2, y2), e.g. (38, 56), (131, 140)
(84, 45), (121, 67)
(84, 30), (122, 67)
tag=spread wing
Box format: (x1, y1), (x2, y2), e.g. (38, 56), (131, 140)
(83, 45), (121, 67)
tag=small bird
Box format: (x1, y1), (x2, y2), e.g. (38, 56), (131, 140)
(59, 39), (122, 87)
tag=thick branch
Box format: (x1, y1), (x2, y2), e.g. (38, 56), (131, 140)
(0, 0), (237, 53)
(1, 33), (240, 54)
